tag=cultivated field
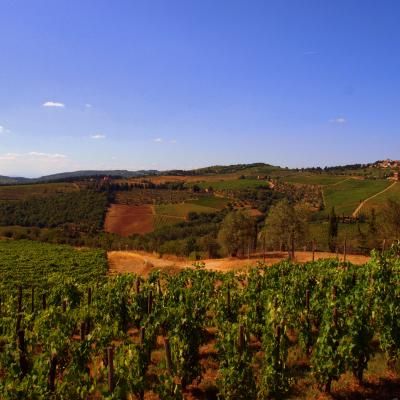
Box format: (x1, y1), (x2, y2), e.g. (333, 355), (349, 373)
(0, 239), (107, 288)
(323, 178), (391, 215)
(104, 204), (154, 236)
(154, 202), (217, 218)
(1, 240), (399, 400)
(282, 174), (350, 186)
(105, 194), (229, 237)
(186, 196), (231, 208)
(362, 181), (400, 211)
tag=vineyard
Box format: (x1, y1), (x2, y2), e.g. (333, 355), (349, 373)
(0, 240), (108, 288)
(1, 240), (400, 399)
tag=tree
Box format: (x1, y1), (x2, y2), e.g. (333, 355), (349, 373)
(379, 199), (400, 241)
(200, 235), (220, 258)
(367, 208), (379, 250)
(218, 211), (255, 257)
(262, 199), (309, 259)
(328, 207), (338, 252)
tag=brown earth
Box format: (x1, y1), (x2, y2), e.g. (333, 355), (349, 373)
(104, 204), (154, 236)
(108, 250), (370, 277)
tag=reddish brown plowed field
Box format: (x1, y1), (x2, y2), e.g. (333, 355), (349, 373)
(104, 204), (154, 236)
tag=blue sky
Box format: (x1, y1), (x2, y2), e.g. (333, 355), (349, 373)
(1, 0), (399, 177)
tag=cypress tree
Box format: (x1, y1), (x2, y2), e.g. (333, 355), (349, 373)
(328, 207), (338, 252)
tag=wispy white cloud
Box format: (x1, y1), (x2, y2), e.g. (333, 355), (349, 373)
(170, 139), (177, 144)
(27, 152), (67, 159)
(329, 117), (347, 124)
(43, 101), (65, 108)
(90, 134), (106, 140)
(154, 138), (163, 143)
(0, 125), (11, 134)
(85, 103), (92, 108)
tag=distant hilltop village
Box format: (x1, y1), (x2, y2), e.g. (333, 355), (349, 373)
(374, 159), (400, 169)
(370, 159), (400, 181)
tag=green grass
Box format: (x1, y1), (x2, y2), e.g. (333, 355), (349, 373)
(187, 196), (230, 209)
(0, 239), (107, 289)
(323, 178), (391, 215)
(362, 181), (400, 211)
(196, 178), (269, 191)
(0, 182), (77, 202)
(155, 202), (217, 218)
(282, 174), (350, 186)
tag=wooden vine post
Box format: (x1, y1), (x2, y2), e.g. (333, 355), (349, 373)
(80, 322), (86, 341)
(16, 312), (23, 333)
(147, 290), (153, 314)
(42, 293), (46, 310)
(136, 278), (141, 294)
(18, 329), (29, 377)
(343, 238), (347, 263)
(227, 285), (231, 318)
(17, 285), (23, 313)
(164, 337), (173, 374)
(157, 279), (162, 296)
(107, 346), (115, 393)
(62, 300), (67, 313)
(48, 353), (58, 392)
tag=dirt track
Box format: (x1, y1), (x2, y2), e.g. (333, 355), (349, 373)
(108, 250), (370, 277)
